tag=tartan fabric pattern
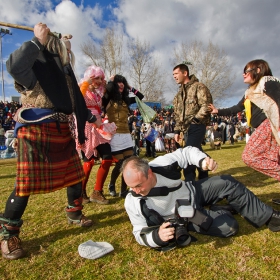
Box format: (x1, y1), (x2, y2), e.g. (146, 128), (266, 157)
(16, 122), (84, 196)
(242, 119), (280, 181)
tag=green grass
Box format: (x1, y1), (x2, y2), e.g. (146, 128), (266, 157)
(1, 141), (280, 279)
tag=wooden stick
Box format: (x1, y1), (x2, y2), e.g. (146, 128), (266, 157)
(0, 21), (61, 38)
(0, 21), (33, 32)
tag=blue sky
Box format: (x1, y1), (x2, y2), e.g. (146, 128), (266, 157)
(1, 0), (280, 106)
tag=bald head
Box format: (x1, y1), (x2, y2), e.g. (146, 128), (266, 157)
(121, 157), (156, 196)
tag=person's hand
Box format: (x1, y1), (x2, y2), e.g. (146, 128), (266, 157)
(202, 157), (218, 172)
(174, 133), (180, 143)
(209, 104), (218, 114)
(158, 222), (175, 242)
(109, 75), (115, 82)
(34, 23), (50, 45)
(87, 77), (93, 85)
(92, 117), (102, 128)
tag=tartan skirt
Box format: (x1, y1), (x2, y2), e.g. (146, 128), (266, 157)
(16, 122), (84, 196)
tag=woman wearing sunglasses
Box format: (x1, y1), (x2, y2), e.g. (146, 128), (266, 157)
(209, 59), (280, 205)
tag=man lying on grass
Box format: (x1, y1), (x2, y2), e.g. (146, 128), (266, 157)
(121, 147), (280, 251)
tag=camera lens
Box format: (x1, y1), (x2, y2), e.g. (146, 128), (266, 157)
(175, 225), (191, 246)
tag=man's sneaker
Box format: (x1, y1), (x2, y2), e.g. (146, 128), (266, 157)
(90, 190), (109, 205)
(108, 184), (116, 197)
(1, 236), (25, 260)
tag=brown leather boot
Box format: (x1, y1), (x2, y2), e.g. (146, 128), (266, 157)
(1, 236), (25, 260)
(90, 190), (109, 205)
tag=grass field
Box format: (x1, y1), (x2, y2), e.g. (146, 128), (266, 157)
(0, 141), (280, 279)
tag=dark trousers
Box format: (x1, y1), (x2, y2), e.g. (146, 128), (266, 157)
(3, 182), (82, 220)
(184, 124), (208, 182)
(145, 139), (156, 157)
(133, 138), (140, 156)
(188, 175), (273, 237)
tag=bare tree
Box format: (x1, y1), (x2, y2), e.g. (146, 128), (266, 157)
(80, 39), (100, 67)
(100, 28), (124, 76)
(80, 33), (168, 105)
(174, 40), (235, 105)
(127, 38), (166, 102)
(80, 28), (125, 77)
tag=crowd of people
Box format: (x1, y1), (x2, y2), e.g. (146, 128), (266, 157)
(1, 23), (280, 261)
(0, 100), (20, 132)
(0, 100), (21, 158)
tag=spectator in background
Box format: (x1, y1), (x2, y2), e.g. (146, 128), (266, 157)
(0, 123), (5, 146)
(210, 122), (222, 150)
(143, 122), (157, 158)
(131, 120), (141, 156)
(163, 120), (177, 153)
(228, 123), (235, 145)
(2, 118), (11, 131)
(173, 61), (212, 182)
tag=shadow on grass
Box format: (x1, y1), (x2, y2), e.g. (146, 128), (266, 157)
(0, 174), (16, 180)
(211, 165), (277, 188)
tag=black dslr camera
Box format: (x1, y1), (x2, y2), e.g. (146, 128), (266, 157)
(167, 199), (195, 247)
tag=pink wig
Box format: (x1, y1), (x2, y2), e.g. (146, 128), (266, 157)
(84, 65), (105, 80)
(79, 65), (105, 84)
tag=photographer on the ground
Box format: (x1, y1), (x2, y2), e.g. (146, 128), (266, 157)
(121, 148), (280, 251)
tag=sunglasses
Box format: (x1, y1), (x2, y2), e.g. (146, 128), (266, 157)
(244, 68), (255, 74)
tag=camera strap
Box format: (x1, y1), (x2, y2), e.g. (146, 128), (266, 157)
(130, 183), (182, 197)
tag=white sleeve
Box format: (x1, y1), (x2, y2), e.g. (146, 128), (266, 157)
(149, 146), (207, 169)
(124, 194), (162, 248)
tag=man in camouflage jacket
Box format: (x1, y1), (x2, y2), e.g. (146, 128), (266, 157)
(173, 62), (212, 182)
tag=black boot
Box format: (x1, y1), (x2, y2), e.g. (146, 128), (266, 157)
(119, 176), (129, 198)
(108, 184), (116, 197)
(267, 210), (280, 232)
(0, 215), (25, 260)
(110, 159), (124, 197)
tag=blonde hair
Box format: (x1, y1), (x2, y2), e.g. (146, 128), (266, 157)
(44, 36), (75, 67)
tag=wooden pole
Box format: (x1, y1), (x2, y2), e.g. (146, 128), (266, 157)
(0, 21), (61, 38)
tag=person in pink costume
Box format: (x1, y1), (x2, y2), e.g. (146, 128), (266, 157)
(78, 65), (116, 204)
